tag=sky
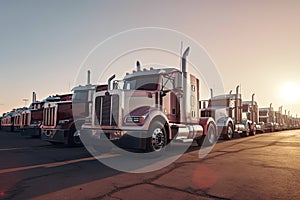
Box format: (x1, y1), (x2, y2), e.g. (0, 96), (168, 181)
(1, 0), (300, 117)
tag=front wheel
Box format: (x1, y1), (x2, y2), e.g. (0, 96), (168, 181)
(250, 125), (256, 136)
(205, 122), (218, 145)
(223, 123), (234, 140)
(146, 121), (167, 153)
(67, 129), (83, 147)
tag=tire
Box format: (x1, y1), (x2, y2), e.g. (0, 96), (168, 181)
(205, 122), (218, 145)
(250, 125), (256, 136)
(146, 121), (167, 153)
(242, 123), (250, 137)
(67, 128), (83, 147)
(196, 135), (205, 146)
(223, 123), (234, 140)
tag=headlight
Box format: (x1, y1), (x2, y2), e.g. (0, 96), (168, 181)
(125, 116), (145, 124)
(58, 119), (71, 124)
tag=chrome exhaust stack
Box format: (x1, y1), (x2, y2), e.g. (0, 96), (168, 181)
(181, 47), (190, 123)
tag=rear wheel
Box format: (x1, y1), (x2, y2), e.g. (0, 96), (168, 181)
(146, 121), (167, 153)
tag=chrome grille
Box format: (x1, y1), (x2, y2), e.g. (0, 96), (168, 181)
(95, 95), (119, 126)
(43, 107), (56, 126)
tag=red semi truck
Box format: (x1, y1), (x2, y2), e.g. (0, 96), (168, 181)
(1, 111), (14, 132)
(81, 47), (218, 152)
(41, 71), (99, 146)
(20, 92), (64, 137)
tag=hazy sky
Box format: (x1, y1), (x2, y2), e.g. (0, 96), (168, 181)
(1, 0), (300, 116)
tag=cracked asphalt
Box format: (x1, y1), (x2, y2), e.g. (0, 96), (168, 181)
(0, 130), (300, 200)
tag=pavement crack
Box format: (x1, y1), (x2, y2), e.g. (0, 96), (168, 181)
(149, 183), (231, 200)
(93, 162), (184, 199)
(3, 171), (64, 200)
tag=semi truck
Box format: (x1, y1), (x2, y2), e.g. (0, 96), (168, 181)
(259, 103), (277, 132)
(201, 86), (255, 140)
(20, 92), (63, 137)
(41, 71), (99, 146)
(1, 108), (25, 132)
(81, 47), (218, 153)
(1, 111), (14, 131)
(242, 94), (261, 134)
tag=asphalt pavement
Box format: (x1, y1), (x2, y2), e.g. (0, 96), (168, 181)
(0, 130), (299, 200)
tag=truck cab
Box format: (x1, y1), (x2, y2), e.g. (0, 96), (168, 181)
(20, 100), (47, 137)
(41, 74), (98, 146)
(259, 105), (276, 132)
(81, 47), (217, 152)
(201, 86), (252, 139)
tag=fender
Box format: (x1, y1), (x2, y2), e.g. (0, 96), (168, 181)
(242, 119), (252, 131)
(124, 106), (171, 139)
(215, 116), (234, 134)
(199, 117), (216, 136)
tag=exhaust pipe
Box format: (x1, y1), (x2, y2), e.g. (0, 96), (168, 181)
(87, 70), (91, 85)
(181, 47), (190, 73)
(251, 93), (255, 122)
(108, 74), (116, 90)
(235, 85), (240, 123)
(136, 61), (141, 71)
(32, 92), (36, 103)
(181, 47), (190, 123)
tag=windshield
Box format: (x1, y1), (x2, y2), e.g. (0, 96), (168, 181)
(259, 110), (268, 116)
(73, 91), (88, 102)
(209, 99), (230, 107)
(123, 75), (159, 91)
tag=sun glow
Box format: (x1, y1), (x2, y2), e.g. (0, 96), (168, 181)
(280, 82), (300, 103)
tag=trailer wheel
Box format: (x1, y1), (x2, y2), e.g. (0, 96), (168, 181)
(146, 121), (167, 153)
(224, 123), (233, 140)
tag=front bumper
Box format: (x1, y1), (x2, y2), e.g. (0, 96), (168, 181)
(41, 128), (71, 144)
(81, 128), (148, 150)
(20, 127), (41, 137)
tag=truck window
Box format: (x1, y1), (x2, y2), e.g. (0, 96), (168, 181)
(73, 91), (88, 102)
(162, 75), (175, 91)
(124, 75), (159, 91)
(209, 99), (230, 107)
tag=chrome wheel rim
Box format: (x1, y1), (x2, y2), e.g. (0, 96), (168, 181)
(151, 128), (166, 151)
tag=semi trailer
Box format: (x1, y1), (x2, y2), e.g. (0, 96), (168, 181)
(81, 47), (218, 153)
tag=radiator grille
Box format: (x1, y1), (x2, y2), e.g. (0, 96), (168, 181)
(95, 95), (119, 126)
(43, 107), (56, 126)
